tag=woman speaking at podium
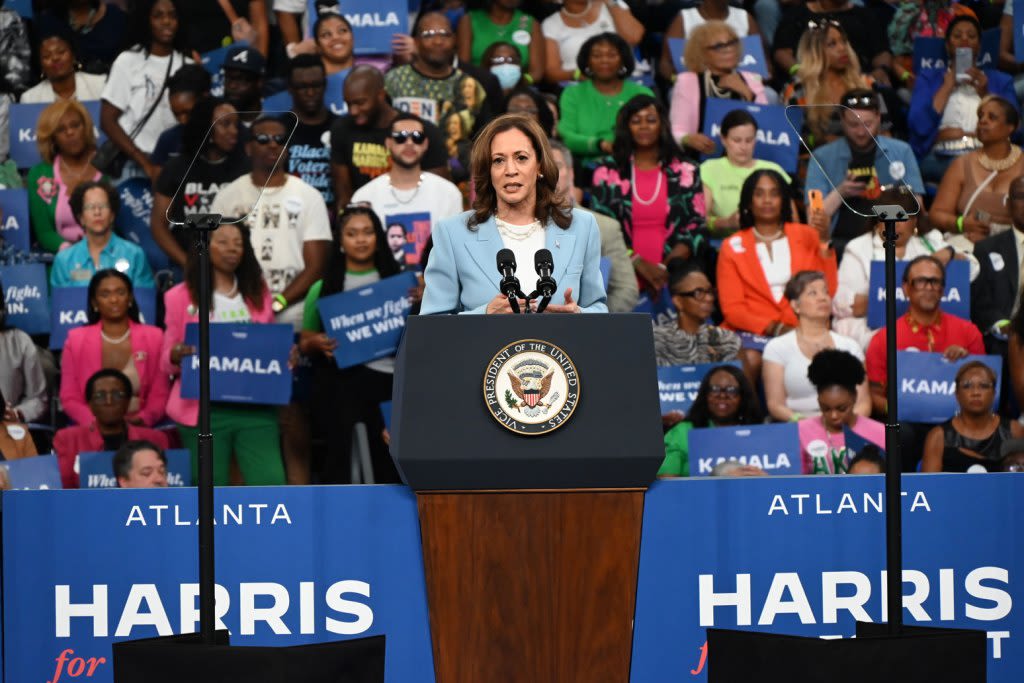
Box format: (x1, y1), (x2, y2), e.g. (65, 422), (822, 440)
(420, 114), (607, 314)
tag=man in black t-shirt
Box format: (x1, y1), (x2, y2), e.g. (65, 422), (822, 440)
(330, 65), (449, 208)
(285, 55), (339, 216)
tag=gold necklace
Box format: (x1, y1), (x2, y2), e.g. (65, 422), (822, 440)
(978, 144), (1022, 172)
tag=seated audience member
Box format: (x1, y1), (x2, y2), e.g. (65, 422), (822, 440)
(930, 96), (1024, 248)
(782, 20), (875, 147)
(922, 361), (1024, 473)
(299, 206), (402, 485)
(505, 85), (556, 138)
(458, 1), (545, 86)
(591, 95), (708, 295)
(542, 0), (643, 85)
(669, 21), (767, 157)
(660, 365), (763, 477)
(700, 109), (792, 237)
(0, 385), (38, 461)
(161, 223), (286, 487)
(805, 89), (924, 257)
(654, 260), (740, 366)
(482, 42), (531, 96)
(28, 100), (104, 253)
(1009, 294), (1024, 411)
(834, 188), (973, 349)
(52, 369), (169, 488)
(999, 1), (1024, 101)
(888, 1), (975, 80)
(0, 283), (48, 425)
(971, 175), (1024, 357)
(550, 140), (638, 313)
(798, 349), (883, 474)
(910, 15), (1017, 184)
(50, 181), (155, 288)
(847, 444), (885, 474)
(1000, 438), (1024, 472)
(764, 271), (868, 422)
(658, 0), (760, 81)
(60, 270), (169, 427)
(717, 170), (836, 337)
(20, 29), (107, 103)
(0, 5), (28, 163)
(37, 0), (127, 75)
(559, 33), (654, 165)
(149, 64), (214, 170)
(113, 440), (169, 488)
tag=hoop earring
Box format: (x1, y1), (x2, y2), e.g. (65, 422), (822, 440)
(617, 65), (629, 78)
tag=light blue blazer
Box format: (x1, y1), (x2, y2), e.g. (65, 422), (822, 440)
(421, 210), (608, 314)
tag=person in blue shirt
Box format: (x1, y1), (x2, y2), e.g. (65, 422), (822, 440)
(805, 89), (925, 259)
(50, 180), (155, 289)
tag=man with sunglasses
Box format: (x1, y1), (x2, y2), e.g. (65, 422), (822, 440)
(351, 113), (463, 269)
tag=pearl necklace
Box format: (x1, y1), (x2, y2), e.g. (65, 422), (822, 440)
(561, 0), (592, 19)
(978, 144), (1022, 173)
(752, 225), (784, 242)
(216, 276), (239, 299)
(496, 217), (542, 240)
(630, 165), (663, 206)
(101, 327), (131, 344)
(389, 175), (423, 205)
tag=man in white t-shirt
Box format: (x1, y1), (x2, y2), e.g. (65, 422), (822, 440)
(210, 114), (332, 329)
(351, 113), (463, 269)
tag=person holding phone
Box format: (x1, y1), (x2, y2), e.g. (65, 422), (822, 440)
(909, 15), (1018, 185)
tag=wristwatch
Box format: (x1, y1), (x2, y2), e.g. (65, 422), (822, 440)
(271, 293), (288, 313)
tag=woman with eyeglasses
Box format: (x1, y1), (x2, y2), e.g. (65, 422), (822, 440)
(659, 365), (763, 477)
(458, 0), (544, 86)
(161, 222), (286, 486)
(657, 0), (759, 81)
(930, 95), (1024, 246)
(20, 29), (106, 104)
(52, 369), (170, 488)
(669, 20), (767, 157)
(60, 269), (169, 428)
(541, 0), (643, 85)
(922, 361), (1024, 472)
(798, 349), (882, 474)
(717, 170), (836, 338)
(49, 180), (155, 289)
(591, 95), (709, 295)
(654, 261), (740, 367)
(558, 33), (652, 165)
(762, 270), (867, 422)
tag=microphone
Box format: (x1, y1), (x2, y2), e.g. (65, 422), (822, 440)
(496, 248), (522, 314)
(533, 249), (557, 313)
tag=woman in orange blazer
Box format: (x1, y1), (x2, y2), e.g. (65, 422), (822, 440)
(717, 170), (837, 336)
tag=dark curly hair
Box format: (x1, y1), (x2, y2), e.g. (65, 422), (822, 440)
(576, 32), (635, 78)
(321, 206), (401, 298)
(688, 365), (763, 428)
(69, 180), (119, 224)
(185, 223), (267, 310)
(738, 169), (793, 229)
(807, 349), (866, 395)
(611, 94), (688, 171)
(86, 269), (142, 325)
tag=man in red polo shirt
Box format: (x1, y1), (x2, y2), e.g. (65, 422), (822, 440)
(867, 255), (985, 415)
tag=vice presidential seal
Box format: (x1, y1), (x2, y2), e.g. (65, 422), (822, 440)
(483, 339), (579, 435)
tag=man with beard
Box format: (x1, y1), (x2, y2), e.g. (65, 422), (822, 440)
(330, 65), (449, 208)
(806, 89), (924, 258)
(351, 113), (463, 269)
(283, 54), (338, 215)
(222, 44), (265, 125)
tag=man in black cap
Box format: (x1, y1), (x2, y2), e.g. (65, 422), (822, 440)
(222, 44), (265, 124)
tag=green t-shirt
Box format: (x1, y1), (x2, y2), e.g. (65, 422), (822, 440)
(699, 157), (791, 221)
(558, 79), (655, 159)
(468, 9), (535, 67)
(660, 420), (695, 477)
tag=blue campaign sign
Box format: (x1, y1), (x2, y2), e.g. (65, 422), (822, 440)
(896, 351), (1002, 424)
(737, 330), (769, 351)
(2, 485), (435, 683)
(8, 0), (31, 18)
(317, 271), (417, 369)
(704, 99), (802, 173)
(116, 178), (171, 274)
(78, 449), (192, 488)
(657, 361), (742, 416)
(181, 323), (294, 405)
(667, 36), (768, 78)
(263, 70), (349, 116)
(306, 0), (409, 55)
(687, 422), (800, 476)
(9, 101), (103, 169)
(1, 455), (62, 489)
(49, 287), (157, 350)
(633, 286), (676, 325)
(1017, 0), (1024, 62)
(0, 264), (50, 334)
(913, 28), (1000, 73)
(384, 212), (431, 267)
(867, 259), (970, 329)
(0, 188), (30, 252)
(631, 475), (1024, 682)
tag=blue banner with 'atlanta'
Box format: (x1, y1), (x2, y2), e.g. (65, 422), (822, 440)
(181, 323), (294, 405)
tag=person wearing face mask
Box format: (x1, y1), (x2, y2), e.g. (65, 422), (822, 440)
(458, 0), (544, 86)
(483, 42), (528, 95)
(798, 349), (883, 475)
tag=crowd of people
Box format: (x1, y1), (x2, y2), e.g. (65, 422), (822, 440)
(2, 0), (1024, 486)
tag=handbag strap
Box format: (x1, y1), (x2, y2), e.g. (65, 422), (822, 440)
(125, 51), (176, 141)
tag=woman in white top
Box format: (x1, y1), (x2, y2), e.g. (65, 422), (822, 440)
(762, 270), (870, 422)
(542, 0), (644, 84)
(20, 31), (106, 104)
(657, 0), (760, 80)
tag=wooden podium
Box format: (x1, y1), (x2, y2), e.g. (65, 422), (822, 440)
(392, 315), (663, 683)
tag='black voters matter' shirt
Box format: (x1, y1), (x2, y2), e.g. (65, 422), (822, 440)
(287, 115), (338, 214)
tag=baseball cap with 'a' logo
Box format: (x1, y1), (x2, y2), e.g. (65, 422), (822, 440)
(223, 44), (265, 75)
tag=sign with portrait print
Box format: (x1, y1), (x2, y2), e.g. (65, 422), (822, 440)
(384, 212), (430, 268)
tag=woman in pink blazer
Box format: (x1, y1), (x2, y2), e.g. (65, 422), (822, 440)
(60, 269), (169, 426)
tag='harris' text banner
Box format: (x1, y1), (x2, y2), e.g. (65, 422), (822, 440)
(78, 449), (192, 488)
(0, 264), (49, 334)
(385, 212), (431, 267)
(896, 351), (1002, 424)
(0, 188), (31, 252)
(317, 271), (417, 369)
(688, 422), (800, 476)
(703, 100), (801, 173)
(306, 0), (408, 55)
(657, 361), (742, 416)
(181, 323), (294, 405)
(914, 29), (1000, 73)
(49, 287), (157, 350)
(867, 259), (970, 329)
(9, 101), (103, 168)
(1, 454), (61, 489)
(668, 36), (768, 78)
